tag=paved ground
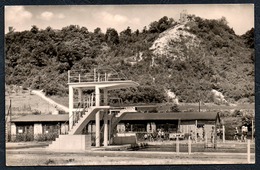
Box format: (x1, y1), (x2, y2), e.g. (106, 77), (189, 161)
(6, 141), (51, 149)
(5, 141), (255, 166)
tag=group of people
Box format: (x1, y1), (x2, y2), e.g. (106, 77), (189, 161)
(189, 127), (206, 142)
(144, 129), (166, 141)
(234, 126), (250, 142)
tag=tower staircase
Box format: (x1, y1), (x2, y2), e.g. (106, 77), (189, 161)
(48, 95), (99, 150)
(47, 97), (136, 150)
(109, 107), (136, 141)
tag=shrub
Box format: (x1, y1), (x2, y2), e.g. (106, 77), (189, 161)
(13, 133), (34, 142)
(35, 133), (58, 141)
(171, 104), (181, 112)
(44, 159), (55, 165)
(232, 110), (242, 117)
(218, 110), (231, 117)
(129, 143), (139, 150)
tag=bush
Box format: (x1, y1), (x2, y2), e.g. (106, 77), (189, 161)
(218, 110), (231, 117)
(32, 110), (41, 115)
(224, 117), (242, 140)
(44, 159), (55, 165)
(171, 104), (181, 112)
(136, 133), (144, 141)
(35, 133), (58, 141)
(13, 134), (34, 142)
(129, 143), (139, 150)
(232, 110), (242, 117)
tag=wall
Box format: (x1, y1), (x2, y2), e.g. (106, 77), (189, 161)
(11, 123), (16, 135)
(179, 123), (215, 139)
(61, 123), (69, 134)
(34, 123), (42, 135)
(146, 122), (156, 133)
(117, 123), (125, 132)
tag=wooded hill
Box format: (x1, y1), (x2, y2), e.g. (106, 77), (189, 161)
(5, 15), (254, 104)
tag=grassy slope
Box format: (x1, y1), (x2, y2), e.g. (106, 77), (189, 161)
(48, 95), (69, 108)
(5, 89), (58, 119)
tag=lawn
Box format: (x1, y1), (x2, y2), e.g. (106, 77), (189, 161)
(5, 89), (58, 117)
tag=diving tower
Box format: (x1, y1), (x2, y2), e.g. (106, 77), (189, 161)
(65, 68), (138, 148)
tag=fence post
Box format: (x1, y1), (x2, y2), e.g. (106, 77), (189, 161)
(176, 137), (179, 154)
(205, 132), (208, 148)
(247, 139), (251, 163)
(212, 134), (215, 148)
(94, 68), (96, 82)
(188, 136), (191, 155)
(195, 120), (197, 143)
(222, 125), (225, 143)
(252, 119), (254, 141)
(68, 70), (70, 83)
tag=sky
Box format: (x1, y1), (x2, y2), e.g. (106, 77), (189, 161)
(5, 4), (254, 35)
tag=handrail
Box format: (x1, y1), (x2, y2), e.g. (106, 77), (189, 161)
(68, 68), (128, 83)
(63, 92), (95, 134)
(108, 106), (136, 143)
(63, 104), (81, 134)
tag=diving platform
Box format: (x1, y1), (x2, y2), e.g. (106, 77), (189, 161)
(66, 68), (138, 148)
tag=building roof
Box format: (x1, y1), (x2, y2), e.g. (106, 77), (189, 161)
(11, 112), (220, 123)
(11, 114), (69, 123)
(121, 112), (220, 121)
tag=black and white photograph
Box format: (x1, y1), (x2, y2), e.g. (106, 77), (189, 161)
(4, 4), (255, 166)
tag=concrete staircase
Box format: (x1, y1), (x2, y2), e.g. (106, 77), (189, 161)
(110, 107), (136, 139)
(47, 106), (136, 150)
(47, 106), (109, 150)
(48, 135), (92, 151)
(68, 106), (110, 135)
(115, 106), (136, 117)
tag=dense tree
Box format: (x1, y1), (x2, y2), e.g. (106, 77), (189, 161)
(30, 25), (39, 34)
(4, 16), (254, 103)
(149, 16), (175, 33)
(241, 28), (254, 48)
(94, 27), (102, 34)
(105, 28), (119, 45)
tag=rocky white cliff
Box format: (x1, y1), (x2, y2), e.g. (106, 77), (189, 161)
(150, 24), (200, 60)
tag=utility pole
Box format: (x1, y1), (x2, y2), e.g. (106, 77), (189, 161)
(9, 99), (12, 141)
(252, 119), (254, 141)
(199, 100), (201, 112)
(198, 92), (201, 112)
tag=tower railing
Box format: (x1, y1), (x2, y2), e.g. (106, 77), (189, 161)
(68, 68), (128, 83)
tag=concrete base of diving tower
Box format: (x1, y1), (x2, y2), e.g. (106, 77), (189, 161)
(47, 135), (92, 151)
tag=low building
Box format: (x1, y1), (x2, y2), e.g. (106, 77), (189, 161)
(11, 114), (69, 141)
(10, 112), (220, 141)
(117, 112), (221, 139)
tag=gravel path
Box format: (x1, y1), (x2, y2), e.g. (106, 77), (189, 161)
(31, 90), (69, 112)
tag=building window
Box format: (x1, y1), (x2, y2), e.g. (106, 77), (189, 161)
(157, 124), (177, 132)
(132, 124), (146, 132)
(42, 123), (59, 134)
(16, 125), (33, 135)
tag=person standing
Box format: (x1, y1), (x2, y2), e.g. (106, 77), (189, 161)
(234, 127), (239, 141)
(241, 126), (248, 142)
(244, 126), (248, 141)
(202, 126), (205, 141)
(158, 129), (162, 141)
(144, 133), (148, 141)
(211, 126), (215, 143)
(161, 131), (165, 141)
